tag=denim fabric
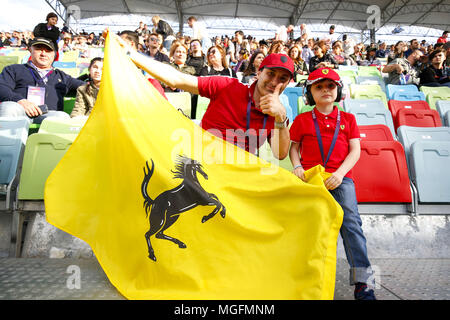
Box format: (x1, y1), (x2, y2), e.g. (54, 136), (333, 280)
(0, 101), (69, 124)
(329, 177), (374, 286)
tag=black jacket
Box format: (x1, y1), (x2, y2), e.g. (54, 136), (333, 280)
(33, 23), (60, 49)
(0, 62), (85, 111)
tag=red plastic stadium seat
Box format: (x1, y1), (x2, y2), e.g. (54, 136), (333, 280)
(358, 125), (394, 141)
(396, 109), (442, 130)
(388, 100), (431, 119)
(353, 140), (412, 203)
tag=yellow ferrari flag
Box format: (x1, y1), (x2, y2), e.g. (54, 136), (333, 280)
(44, 33), (343, 300)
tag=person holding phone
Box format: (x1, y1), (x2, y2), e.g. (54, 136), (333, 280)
(0, 37), (84, 123)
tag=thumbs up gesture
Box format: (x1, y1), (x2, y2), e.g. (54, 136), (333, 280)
(259, 82), (287, 123)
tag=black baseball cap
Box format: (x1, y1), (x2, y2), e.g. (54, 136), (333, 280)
(30, 37), (56, 51)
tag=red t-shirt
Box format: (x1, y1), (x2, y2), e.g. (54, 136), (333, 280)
(289, 106), (360, 179)
(198, 76), (274, 154)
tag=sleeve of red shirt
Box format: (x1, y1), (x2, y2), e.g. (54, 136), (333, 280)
(148, 78), (168, 100)
(197, 76), (237, 100)
(289, 114), (303, 143)
(346, 112), (360, 140)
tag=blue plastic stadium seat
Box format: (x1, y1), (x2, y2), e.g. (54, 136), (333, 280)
(338, 65), (358, 72)
(436, 100), (450, 124)
(409, 140), (450, 203)
(445, 111), (450, 127)
(391, 91), (426, 101)
(0, 118), (30, 209)
(282, 87), (303, 119)
(386, 84), (418, 100)
(356, 76), (386, 92)
(279, 94), (294, 123)
(53, 61), (77, 69)
(348, 106), (396, 138)
(397, 126), (450, 175)
(344, 99), (386, 113)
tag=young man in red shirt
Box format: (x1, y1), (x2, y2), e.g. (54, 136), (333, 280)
(119, 34), (291, 159)
(289, 68), (376, 300)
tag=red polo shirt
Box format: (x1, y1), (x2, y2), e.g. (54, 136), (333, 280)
(289, 106), (360, 179)
(198, 76), (274, 154)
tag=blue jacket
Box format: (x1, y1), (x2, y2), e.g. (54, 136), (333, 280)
(0, 62), (85, 111)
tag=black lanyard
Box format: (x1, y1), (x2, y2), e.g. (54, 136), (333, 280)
(312, 108), (341, 168)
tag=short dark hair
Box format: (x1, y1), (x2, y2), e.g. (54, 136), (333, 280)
(235, 30), (244, 37)
(89, 57), (103, 69)
(119, 30), (139, 49)
(428, 48), (446, 61)
(187, 16), (197, 22)
(46, 12), (58, 21)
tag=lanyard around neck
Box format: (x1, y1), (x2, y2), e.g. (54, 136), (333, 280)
(27, 63), (53, 86)
(312, 108), (341, 168)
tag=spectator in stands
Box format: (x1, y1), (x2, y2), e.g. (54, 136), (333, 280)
(70, 57), (103, 117)
(73, 35), (89, 58)
(0, 37), (84, 123)
(59, 33), (73, 52)
(234, 48), (250, 73)
(289, 67), (376, 300)
(309, 41), (338, 72)
(419, 49), (450, 87)
(151, 15), (175, 51)
(87, 32), (98, 46)
(241, 50), (265, 84)
(145, 33), (170, 63)
(259, 40), (269, 56)
(383, 48), (423, 86)
(135, 22), (145, 36)
(288, 45), (308, 79)
(231, 30), (245, 63)
(33, 12), (60, 51)
(444, 42), (450, 67)
(387, 41), (406, 63)
(299, 23), (309, 41)
(118, 30), (167, 99)
(404, 39), (420, 58)
(164, 42), (196, 92)
(187, 16), (211, 54)
(302, 38), (315, 66)
(349, 43), (365, 65)
(376, 42), (388, 58)
(200, 45), (237, 78)
(324, 25), (339, 48)
(275, 24), (294, 43)
(119, 33), (291, 158)
(437, 31), (448, 44)
(186, 39), (206, 76)
(330, 41), (352, 66)
(360, 47), (381, 66)
(268, 40), (285, 55)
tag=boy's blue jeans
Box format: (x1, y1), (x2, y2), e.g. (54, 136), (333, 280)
(329, 177), (375, 286)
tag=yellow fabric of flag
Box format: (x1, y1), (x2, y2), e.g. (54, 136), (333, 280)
(44, 33), (343, 300)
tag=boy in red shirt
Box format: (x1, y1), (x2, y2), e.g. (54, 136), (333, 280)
(289, 68), (376, 300)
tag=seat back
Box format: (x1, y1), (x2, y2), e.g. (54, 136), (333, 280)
(53, 61), (77, 69)
(39, 117), (87, 134)
(353, 140), (412, 202)
(445, 110), (450, 127)
(282, 87), (303, 119)
(165, 92), (191, 118)
(436, 100), (450, 123)
(349, 106), (396, 137)
(0, 56), (20, 73)
(358, 124), (395, 141)
(391, 91), (425, 101)
(59, 68), (80, 78)
(63, 97), (77, 115)
(386, 84), (418, 100)
(279, 94), (294, 123)
(409, 140), (450, 203)
(18, 133), (77, 200)
(0, 118), (30, 186)
(395, 109), (442, 131)
(388, 100), (431, 119)
(344, 99), (386, 112)
(61, 50), (79, 62)
(420, 86), (450, 110)
(195, 96), (210, 120)
(357, 66), (382, 78)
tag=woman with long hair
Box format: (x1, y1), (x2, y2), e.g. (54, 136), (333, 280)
(387, 41), (406, 63)
(288, 45), (308, 79)
(241, 50), (265, 84)
(309, 40), (338, 72)
(165, 41), (196, 92)
(200, 45), (237, 78)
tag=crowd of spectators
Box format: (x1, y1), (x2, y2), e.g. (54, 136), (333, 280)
(1, 14), (450, 120)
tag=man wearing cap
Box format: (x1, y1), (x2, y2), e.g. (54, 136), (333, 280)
(0, 37), (85, 123)
(289, 68), (376, 300)
(118, 35), (292, 159)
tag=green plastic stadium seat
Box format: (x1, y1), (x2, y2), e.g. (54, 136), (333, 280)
(39, 117), (87, 134)
(63, 97), (76, 115)
(195, 96), (210, 120)
(0, 56), (20, 73)
(17, 133), (77, 200)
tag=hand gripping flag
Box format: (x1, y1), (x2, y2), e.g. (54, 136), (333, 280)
(44, 33), (343, 300)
